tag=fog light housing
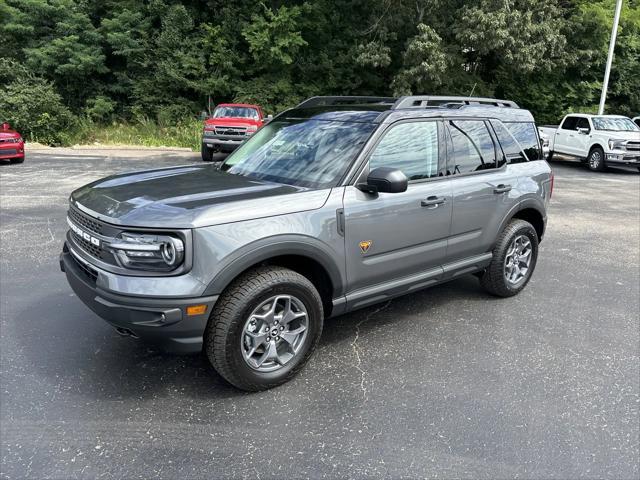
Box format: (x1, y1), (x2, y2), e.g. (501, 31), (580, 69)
(606, 153), (624, 161)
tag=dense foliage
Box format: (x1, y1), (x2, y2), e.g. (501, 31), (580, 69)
(1, 0), (638, 144)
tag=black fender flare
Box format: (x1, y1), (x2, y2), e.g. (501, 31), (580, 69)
(494, 198), (547, 246)
(202, 235), (345, 297)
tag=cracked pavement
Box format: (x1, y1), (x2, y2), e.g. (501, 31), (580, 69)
(1, 151), (639, 479)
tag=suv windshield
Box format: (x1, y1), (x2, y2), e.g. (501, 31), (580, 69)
(213, 106), (259, 120)
(221, 119), (376, 188)
(592, 117), (639, 132)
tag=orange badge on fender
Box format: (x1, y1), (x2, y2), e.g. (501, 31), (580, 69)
(359, 240), (372, 254)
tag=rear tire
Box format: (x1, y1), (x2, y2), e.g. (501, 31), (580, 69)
(479, 219), (539, 297)
(587, 146), (606, 172)
(201, 143), (213, 162)
(10, 156), (24, 164)
(205, 266), (324, 391)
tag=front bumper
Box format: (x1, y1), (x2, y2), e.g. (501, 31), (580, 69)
(202, 133), (249, 152)
(605, 152), (640, 166)
(0, 145), (24, 159)
(60, 243), (218, 354)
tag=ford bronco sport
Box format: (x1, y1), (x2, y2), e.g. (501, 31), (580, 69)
(60, 95), (552, 391)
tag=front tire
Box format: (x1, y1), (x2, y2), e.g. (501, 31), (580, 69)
(205, 266), (324, 391)
(479, 219), (539, 297)
(588, 146), (606, 172)
(201, 143), (213, 162)
(10, 156), (24, 164)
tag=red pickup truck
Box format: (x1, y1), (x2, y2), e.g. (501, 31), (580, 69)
(0, 122), (25, 164)
(201, 103), (269, 161)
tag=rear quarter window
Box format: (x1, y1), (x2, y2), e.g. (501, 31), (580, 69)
(504, 122), (542, 161)
(491, 121), (528, 163)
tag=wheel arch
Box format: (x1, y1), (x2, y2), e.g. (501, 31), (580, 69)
(496, 200), (546, 244)
(588, 142), (606, 155)
(203, 237), (345, 317)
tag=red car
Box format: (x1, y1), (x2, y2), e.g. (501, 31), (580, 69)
(201, 103), (269, 161)
(0, 123), (25, 164)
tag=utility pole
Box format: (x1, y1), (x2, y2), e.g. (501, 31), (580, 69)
(598, 0), (623, 115)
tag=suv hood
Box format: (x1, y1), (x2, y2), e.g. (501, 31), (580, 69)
(71, 165), (330, 228)
(0, 130), (20, 139)
(597, 130), (640, 140)
(205, 117), (262, 127)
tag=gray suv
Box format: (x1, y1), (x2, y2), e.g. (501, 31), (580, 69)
(60, 95), (553, 391)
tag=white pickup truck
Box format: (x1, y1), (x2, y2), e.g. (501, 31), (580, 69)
(540, 114), (640, 172)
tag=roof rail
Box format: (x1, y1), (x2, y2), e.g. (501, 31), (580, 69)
(296, 96), (397, 109)
(393, 95), (519, 109)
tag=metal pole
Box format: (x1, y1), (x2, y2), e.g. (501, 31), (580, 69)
(598, 0), (623, 115)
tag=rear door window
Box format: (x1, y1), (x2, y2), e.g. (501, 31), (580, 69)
(446, 120), (498, 174)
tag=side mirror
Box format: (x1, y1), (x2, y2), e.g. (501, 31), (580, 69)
(358, 167), (408, 194)
(577, 127), (590, 135)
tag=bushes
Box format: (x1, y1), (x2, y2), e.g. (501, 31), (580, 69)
(0, 61), (76, 145)
(67, 119), (202, 150)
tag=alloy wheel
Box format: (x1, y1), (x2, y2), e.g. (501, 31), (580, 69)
(504, 234), (533, 285)
(240, 295), (309, 372)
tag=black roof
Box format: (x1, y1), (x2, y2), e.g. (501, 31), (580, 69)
(280, 96), (534, 124)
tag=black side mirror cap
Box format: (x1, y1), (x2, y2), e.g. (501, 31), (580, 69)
(358, 167), (408, 194)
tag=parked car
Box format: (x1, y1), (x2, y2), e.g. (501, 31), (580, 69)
(201, 103), (270, 161)
(0, 122), (25, 164)
(60, 95), (552, 391)
(540, 114), (640, 171)
(633, 116), (640, 128)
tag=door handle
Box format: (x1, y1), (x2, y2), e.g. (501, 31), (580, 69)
(421, 196), (446, 207)
(493, 184), (512, 194)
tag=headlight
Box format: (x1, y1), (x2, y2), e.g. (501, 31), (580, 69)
(11, 137), (22, 143)
(108, 232), (185, 271)
(246, 125), (258, 135)
(608, 139), (627, 150)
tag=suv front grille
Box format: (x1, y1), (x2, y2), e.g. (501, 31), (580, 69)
(626, 141), (640, 152)
(71, 230), (105, 259)
(67, 205), (119, 266)
(68, 207), (103, 235)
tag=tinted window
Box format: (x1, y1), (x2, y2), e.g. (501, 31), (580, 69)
(447, 120), (497, 174)
(370, 121), (440, 180)
(222, 119), (376, 188)
(505, 122), (541, 161)
(561, 116), (578, 130)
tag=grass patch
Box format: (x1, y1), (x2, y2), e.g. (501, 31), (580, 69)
(67, 118), (202, 150)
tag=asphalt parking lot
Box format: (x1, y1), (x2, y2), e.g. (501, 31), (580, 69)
(1, 150), (638, 479)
